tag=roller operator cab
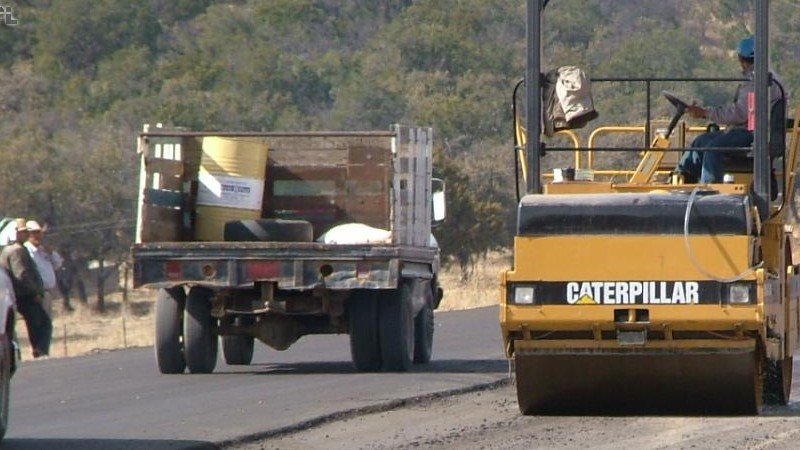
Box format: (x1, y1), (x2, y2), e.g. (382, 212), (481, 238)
(501, 0), (800, 414)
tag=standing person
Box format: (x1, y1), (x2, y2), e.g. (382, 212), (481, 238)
(24, 220), (66, 314)
(57, 246), (88, 308)
(0, 218), (51, 358)
(675, 36), (785, 183)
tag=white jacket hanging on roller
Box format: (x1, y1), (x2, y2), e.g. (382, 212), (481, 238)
(543, 66), (598, 137)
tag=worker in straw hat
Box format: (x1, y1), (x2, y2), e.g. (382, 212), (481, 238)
(24, 220), (66, 315)
(0, 218), (51, 358)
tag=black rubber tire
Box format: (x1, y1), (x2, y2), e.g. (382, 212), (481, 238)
(765, 356), (793, 405)
(348, 291), (382, 372)
(766, 242), (795, 405)
(222, 317), (255, 366)
(379, 284), (414, 372)
(183, 287), (218, 374)
(224, 219), (313, 242)
(154, 287), (186, 374)
(0, 336), (11, 440)
(413, 303), (434, 364)
(222, 335), (254, 365)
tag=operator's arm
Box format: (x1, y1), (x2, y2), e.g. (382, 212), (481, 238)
(686, 81), (750, 126)
(704, 85), (749, 126)
(696, 73), (784, 126)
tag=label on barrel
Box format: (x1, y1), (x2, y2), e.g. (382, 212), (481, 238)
(197, 169), (265, 210)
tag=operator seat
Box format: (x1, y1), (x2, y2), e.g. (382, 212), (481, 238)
(723, 95), (787, 172)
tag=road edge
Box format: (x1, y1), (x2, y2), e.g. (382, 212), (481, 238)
(217, 376), (511, 448)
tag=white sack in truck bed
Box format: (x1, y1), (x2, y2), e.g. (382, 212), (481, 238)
(318, 223), (392, 244)
(318, 222), (439, 247)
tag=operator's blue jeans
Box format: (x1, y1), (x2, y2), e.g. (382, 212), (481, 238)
(676, 128), (753, 183)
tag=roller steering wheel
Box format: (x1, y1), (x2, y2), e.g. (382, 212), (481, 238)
(662, 90), (690, 110)
(661, 91), (689, 139)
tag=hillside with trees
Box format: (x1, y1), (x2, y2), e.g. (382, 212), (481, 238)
(0, 0), (798, 279)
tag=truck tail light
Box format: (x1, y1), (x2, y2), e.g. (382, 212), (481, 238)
(356, 262), (371, 279)
(246, 261), (280, 280)
(165, 261), (182, 280)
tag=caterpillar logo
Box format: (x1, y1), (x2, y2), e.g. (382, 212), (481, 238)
(566, 281), (699, 305)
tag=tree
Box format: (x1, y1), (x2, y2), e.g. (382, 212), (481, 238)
(433, 149), (506, 280)
(34, 0), (160, 75)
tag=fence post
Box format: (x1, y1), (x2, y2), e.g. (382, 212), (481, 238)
(122, 316), (128, 348)
(63, 323), (68, 357)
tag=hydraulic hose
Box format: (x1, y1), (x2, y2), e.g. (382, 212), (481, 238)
(683, 187), (762, 283)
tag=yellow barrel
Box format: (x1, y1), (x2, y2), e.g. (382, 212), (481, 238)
(195, 137), (269, 241)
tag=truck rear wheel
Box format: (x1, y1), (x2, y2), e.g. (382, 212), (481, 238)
(222, 317), (255, 366)
(348, 291), (381, 371)
(413, 303), (434, 364)
(184, 287), (218, 374)
(379, 284), (414, 372)
(222, 336), (254, 365)
(154, 287), (186, 374)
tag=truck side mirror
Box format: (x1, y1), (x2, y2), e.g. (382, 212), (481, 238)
(432, 178), (446, 226)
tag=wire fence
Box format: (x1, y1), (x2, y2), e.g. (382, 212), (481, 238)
(14, 266), (156, 361)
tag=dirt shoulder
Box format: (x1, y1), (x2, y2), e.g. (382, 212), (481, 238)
(229, 383), (800, 450)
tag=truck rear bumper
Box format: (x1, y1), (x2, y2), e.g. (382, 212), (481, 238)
(132, 242), (438, 290)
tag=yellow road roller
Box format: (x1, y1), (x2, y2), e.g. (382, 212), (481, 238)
(501, 0), (800, 414)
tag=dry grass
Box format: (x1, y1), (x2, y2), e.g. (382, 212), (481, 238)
(15, 290), (155, 361)
(14, 252), (512, 361)
(437, 251), (511, 311)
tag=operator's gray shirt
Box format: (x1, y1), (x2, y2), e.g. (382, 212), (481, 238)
(705, 67), (785, 128)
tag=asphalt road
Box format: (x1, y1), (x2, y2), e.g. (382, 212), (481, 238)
(2, 306), (507, 450)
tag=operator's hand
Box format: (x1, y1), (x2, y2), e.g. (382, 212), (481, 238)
(686, 103), (707, 119)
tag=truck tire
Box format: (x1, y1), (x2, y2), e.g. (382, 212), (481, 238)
(413, 303), (434, 364)
(348, 291), (381, 371)
(154, 287), (186, 374)
(184, 287), (218, 374)
(222, 317), (255, 366)
(224, 219), (313, 242)
(379, 283), (414, 372)
(222, 335), (254, 365)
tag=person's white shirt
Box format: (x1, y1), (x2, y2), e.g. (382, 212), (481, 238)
(24, 241), (58, 291)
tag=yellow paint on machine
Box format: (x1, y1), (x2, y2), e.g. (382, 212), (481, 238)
(501, 305), (762, 341)
(499, 234), (762, 354)
(507, 235), (753, 281)
(194, 137), (269, 241)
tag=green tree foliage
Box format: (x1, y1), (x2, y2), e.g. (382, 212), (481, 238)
(34, 0), (160, 75)
(433, 150), (506, 279)
(152, 0), (216, 26)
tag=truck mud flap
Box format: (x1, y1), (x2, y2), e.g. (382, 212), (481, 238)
(514, 348), (760, 415)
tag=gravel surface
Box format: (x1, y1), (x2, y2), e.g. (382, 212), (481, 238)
(231, 382), (800, 450)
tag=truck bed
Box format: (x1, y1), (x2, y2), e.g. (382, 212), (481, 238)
(132, 241), (439, 290)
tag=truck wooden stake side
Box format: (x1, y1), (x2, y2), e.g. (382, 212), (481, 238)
(132, 125), (445, 374)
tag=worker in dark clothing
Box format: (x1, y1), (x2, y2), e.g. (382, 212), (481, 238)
(1, 218), (50, 358)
